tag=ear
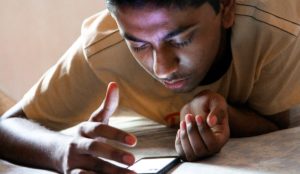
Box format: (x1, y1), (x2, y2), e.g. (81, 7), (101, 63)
(220, 0), (235, 29)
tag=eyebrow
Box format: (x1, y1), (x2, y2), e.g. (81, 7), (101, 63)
(122, 24), (196, 43)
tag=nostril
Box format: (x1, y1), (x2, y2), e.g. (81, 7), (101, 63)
(154, 65), (177, 79)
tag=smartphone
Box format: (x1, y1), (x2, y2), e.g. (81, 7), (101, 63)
(128, 156), (181, 174)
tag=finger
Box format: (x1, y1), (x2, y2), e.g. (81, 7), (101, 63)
(179, 120), (197, 161)
(185, 114), (207, 158)
(207, 97), (227, 127)
(195, 115), (219, 153)
(207, 107), (230, 146)
(175, 130), (185, 159)
(206, 105), (228, 135)
(89, 82), (119, 122)
(207, 113), (218, 128)
(77, 138), (135, 166)
(70, 169), (97, 174)
(80, 122), (137, 146)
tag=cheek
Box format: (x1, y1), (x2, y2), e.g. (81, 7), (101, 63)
(125, 41), (155, 73)
(132, 51), (154, 73)
(175, 31), (221, 78)
(177, 43), (209, 69)
(189, 28), (221, 65)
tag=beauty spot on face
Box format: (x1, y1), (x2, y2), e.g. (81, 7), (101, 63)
(114, 3), (223, 93)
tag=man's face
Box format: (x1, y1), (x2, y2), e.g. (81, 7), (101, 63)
(114, 3), (223, 92)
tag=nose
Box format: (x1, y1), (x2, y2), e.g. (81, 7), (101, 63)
(153, 46), (179, 79)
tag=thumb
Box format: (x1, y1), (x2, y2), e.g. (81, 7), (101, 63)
(206, 101), (226, 127)
(89, 82), (119, 123)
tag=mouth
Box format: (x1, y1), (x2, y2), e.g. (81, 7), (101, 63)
(162, 77), (188, 90)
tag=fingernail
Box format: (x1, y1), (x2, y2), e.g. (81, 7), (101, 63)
(180, 121), (186, 130)
(209, 115), (217, 126)
(185, 114), (192, 125)
(123, 154), (135, 165)
(125, 135), (136, 146)
(195, 115), (203, 125)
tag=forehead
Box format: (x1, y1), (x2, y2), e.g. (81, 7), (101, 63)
(116, 7), (186, 29)
(113, 3), (214, 33)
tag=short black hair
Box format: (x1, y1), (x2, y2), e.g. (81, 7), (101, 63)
(105, 0), (220, 14)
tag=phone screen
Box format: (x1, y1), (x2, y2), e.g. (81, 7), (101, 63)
(128, 156), (180, 174)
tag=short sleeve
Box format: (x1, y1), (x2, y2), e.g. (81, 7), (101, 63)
(248, 34), (300, 115)
(21, 36), (107, 130)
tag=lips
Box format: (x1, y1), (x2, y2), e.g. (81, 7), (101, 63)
(162, 78), (188, 90)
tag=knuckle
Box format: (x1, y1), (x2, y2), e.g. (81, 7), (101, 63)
(68, 138), (79, 151)
(78, 122), (96, 137)
(110, 149), (124, 159)
(78, 123), (87, 136)
(81, 122), (104, 138)
(86, 140), (98, 152)
(93, 122), (105, 132)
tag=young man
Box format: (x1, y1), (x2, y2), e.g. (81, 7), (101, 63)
(1, 0), (300, 173)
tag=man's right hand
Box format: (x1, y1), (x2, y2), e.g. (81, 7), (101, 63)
(58, 82), (137, 174)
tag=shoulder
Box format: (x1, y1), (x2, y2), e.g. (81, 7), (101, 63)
(232, 0), (300, 67)
(80, 9), (124, 59)
(230, 1), (300, 115)
(235, 0), (300, 36)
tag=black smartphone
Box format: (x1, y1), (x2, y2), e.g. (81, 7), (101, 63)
(128, 156), (181, 174)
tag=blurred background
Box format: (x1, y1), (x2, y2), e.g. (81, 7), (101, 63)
(0, 0), (105, 100)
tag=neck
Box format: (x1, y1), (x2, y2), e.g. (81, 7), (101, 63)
(200, 28), (232, 85)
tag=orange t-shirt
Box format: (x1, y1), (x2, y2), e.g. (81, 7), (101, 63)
(21, 0), (300, 130)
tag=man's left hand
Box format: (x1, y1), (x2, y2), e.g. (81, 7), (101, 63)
(175, 90), (230, 161)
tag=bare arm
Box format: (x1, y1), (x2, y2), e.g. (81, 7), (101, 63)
(228, 104), (290, 137)
(0, 103), (70, 171)
(0, 83), (137, 174)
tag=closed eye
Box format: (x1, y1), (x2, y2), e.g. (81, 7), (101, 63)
(131, 43), (150, 52)
(170, 37), (193, 48)
(169, 31), (194, 49)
